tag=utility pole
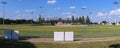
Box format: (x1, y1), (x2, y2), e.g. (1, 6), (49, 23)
(113, 0), (119, 23)
(113, 0), (119, 9)
(1, 1), (7, 24)
(113, 0), (119, 40)
(30, 11), (33, 24)
(82, 6), (86, 23)
(39, 6), (43, 24)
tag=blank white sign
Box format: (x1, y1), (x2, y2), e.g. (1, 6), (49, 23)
(54, 32), (64, 41)
(65, 32), (74, 41)
(12, 31), (19, 40)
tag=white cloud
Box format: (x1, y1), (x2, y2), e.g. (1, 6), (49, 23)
(47, 0), (56, 4)
(69, 6), (76, 9)
(97, 8), (120, 17)
(97, 12), (108, 16)
(109, 9), (120, 16)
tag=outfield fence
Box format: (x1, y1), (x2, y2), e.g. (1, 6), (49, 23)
(0, 29), (120, 41)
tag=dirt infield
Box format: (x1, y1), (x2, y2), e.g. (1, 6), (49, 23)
(25, 36), (120, 42)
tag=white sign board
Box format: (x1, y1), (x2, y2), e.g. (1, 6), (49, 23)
(4, 30), (12, 39)
(65, 32), (74, 41)
(54, 32), (64, 41)
(54, 32), (74, 41)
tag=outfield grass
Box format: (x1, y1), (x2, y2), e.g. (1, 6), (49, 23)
(32, 40), (120, 48)
(0, 40), (120, 48)
(1, 24), (120, 32)
(0, 25), (120, 38)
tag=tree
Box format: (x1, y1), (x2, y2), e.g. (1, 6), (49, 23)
(0, 18), (3, 24)
(79, 17), (82, 23)
(42, 18), (45, 23)
(15, 19), (22, 24)
(46, 18), (50, 23)
(10, 20), (16, 24)
(102, 21), (107, 24)
(72, 16), (75, 23)
(86, 16), (91, 24)
(50, 20), (55, 25)
(81, 16), (85, 24)
(67, 18), (70, 23)
(26, 19), (33, 24)
(38, 14), (43, 24)
(76, 17), (79, 23)
(15, 19), (25, 24)
(4, 19), (11, 24)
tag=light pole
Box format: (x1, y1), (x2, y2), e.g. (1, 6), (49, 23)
(113, 0), (119, 40)
(38, 7), (43, 24)
(1, 1), (7, 24)
(81, 7), (86, 38)
(82, 6), (86, 16)
(113, 0), (119, 9)
(71, 11), (75, 24)
(30, 11), (33, 24)
(82, 6), (86, 23)
(113, 0), (119, 23)
(82, 7), (86, 17)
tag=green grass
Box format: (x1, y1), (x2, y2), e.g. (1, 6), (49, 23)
(0, 40), (120, 48)
(32, 40), (120, 48)
(0, 24), (120, 32)
(0, 25), (120, 38)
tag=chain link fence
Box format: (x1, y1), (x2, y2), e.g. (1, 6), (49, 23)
(0, 28), (120, 41)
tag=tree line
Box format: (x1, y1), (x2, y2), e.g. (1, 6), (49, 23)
(37, 15), (91, 25)
(0, 18), (34, 24)
(0, 16), (91, 25)
(70, 16), (91, 24)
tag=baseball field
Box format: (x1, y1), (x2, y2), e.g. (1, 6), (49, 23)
(0, 24), (120, 48)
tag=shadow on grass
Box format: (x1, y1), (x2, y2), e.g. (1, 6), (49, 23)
(74, 39), (80, 41)
(19, 36), (41, 40)
(0, 40), (36, 48)
(109, 44), (120, 48)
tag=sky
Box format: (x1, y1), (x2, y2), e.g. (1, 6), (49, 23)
(0, 0), (120, 22)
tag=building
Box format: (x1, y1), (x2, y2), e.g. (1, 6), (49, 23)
(57, 18), (66, 25)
